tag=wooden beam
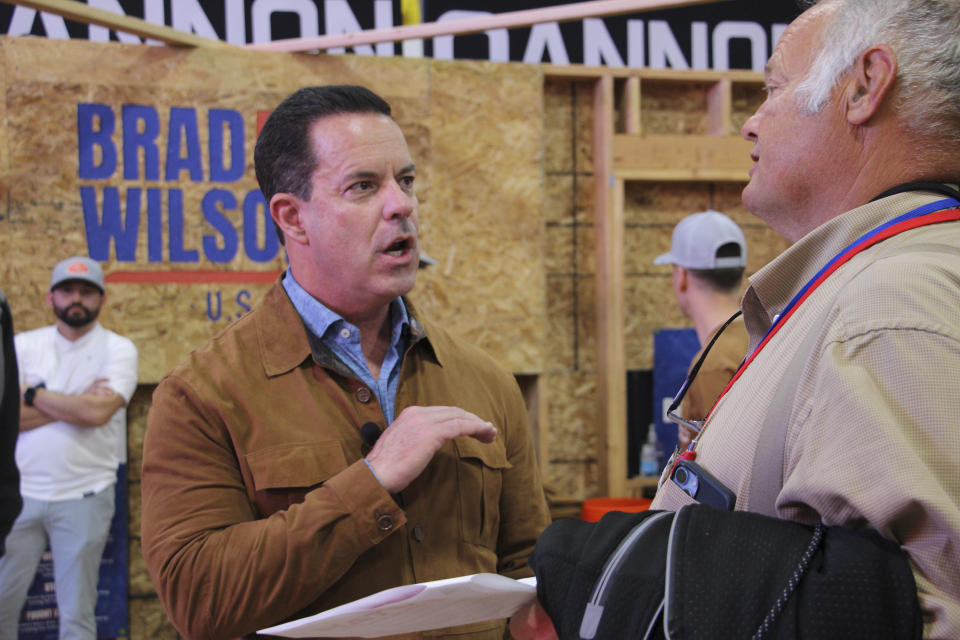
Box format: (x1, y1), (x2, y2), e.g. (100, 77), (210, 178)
(246, 0), (719, 52)
(622, 76), (641, 135)
(9, 0), (233, 48)
(592, 74), (628, 497)
(630, 67), (763, 83)
(706, 78), (732, 136)
(613, 134), (753, 181)
(543, 65), (763, 84)
(605, 176), (628, 497)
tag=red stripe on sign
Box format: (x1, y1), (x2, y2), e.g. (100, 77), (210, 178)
(104, 270), (282, 285)
(257, 110), (272, 136)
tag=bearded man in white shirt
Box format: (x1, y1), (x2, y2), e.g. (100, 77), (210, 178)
(0, 256), (138, 640)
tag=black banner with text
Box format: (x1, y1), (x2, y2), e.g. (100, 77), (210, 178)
(1, 0), (804, 70)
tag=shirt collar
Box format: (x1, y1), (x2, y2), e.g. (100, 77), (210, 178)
(744, 187), (956, 342)
(281, 268), (410, 349)
(258, 276), (438, 378)
(54, 322), (102, 348)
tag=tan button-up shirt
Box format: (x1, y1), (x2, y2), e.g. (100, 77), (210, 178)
(141, 282), (550, 640)
(653, 189), (960, 638)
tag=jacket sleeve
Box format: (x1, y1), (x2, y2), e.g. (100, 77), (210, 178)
(140, 373), (406, 640)
(493, 376), (551, 579)
(0, 291), (22, 555)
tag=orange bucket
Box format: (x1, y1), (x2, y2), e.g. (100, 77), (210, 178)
(580, 497), (652, 522)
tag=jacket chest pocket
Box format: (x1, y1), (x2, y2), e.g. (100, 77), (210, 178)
(454, 437), (511, 548)
(245, 441), (348, 517)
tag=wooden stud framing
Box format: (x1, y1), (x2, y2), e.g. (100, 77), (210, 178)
(589, 69), (761, 497)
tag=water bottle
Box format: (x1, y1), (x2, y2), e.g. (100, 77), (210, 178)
(640, 424), (662, 476)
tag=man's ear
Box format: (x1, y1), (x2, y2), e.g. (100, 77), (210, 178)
(270, 193), (308, 246)
(673, 266), (689, 293)
(846, 44), (897, 126)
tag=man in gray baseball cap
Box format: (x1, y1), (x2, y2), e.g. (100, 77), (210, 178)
(654, 210), (750, 451)
(654, 209), (747, 271)
(0, 256), (137, 639)
(45, 257), (106, 331)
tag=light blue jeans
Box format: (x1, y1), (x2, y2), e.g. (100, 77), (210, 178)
(0, 486), (114, 640)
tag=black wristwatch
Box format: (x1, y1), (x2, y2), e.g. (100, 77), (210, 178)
(24, 382), (45, 407)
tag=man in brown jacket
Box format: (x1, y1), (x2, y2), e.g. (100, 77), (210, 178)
(141, 85), (550, 640)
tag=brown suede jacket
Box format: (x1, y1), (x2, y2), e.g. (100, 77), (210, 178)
(141, 281), (550, 640)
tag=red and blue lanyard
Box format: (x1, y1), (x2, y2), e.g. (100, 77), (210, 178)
(674, 196), (960, 468)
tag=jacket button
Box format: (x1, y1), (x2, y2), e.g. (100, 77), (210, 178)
(376, 513), (394, 531)
(356, 387), (372, 403)
(413, 524), (425, 542)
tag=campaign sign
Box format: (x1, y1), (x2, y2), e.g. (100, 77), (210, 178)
(652, 328), (700, 465)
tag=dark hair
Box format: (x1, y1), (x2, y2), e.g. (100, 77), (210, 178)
(254, 85), (393, 244)
(688, 242), (745, 293)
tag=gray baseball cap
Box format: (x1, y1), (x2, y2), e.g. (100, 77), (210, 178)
(49, 256), (105, 293)
(653, 210), (747, 270)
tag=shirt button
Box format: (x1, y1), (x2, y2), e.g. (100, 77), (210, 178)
(376, 513), (394, 531)
(413, 525), (425, 542)
(356, 387), (372, 403)
(339, 328), (351, 339)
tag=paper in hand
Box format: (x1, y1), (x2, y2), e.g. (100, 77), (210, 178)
(258, 573), (537, 638)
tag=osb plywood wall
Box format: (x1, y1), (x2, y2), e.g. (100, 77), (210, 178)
(0, 36), (546, 382)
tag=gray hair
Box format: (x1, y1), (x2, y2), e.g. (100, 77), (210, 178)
(795, 0), (960, 145)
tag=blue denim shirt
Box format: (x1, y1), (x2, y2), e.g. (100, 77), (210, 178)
(282, 269), (409, 424)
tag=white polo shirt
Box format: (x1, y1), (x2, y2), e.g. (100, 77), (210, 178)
(15, 323), (138, 501)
